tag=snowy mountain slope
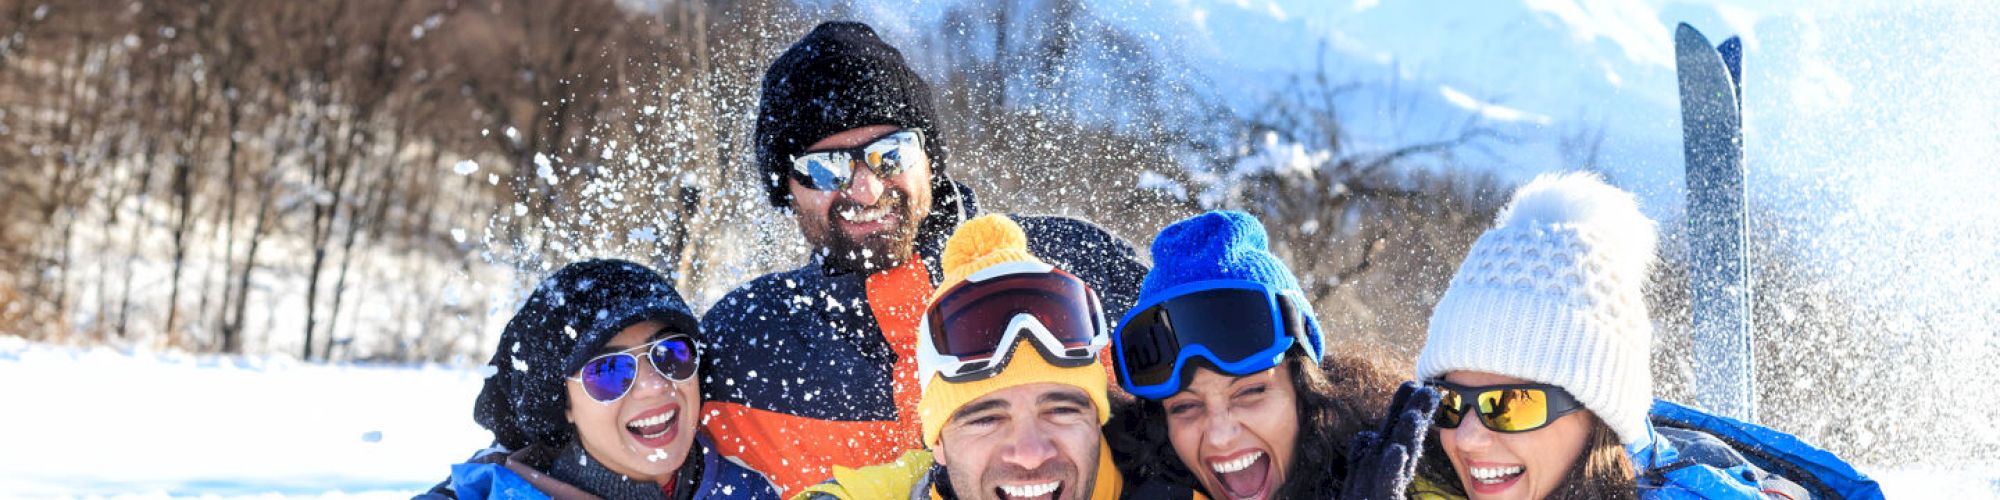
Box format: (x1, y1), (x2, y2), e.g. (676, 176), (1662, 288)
(848, 0), (1697, 215)
(852, 0), (1990, 226)
(1095, 0), (1709, 219)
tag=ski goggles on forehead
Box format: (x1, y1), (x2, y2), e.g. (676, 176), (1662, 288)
(1428, 380), (1585, 433)
(788, 129), (927, 192)
(916, 261), (1110, 385)
(1112, 280), (1322, 400)
(567, 333), (700, 404)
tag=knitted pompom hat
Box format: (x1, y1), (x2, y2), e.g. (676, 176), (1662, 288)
(932, 214), (1039, 302)
(1416, 172), (1660, 446)
(1135, 210), (1321, 361)
(917, 214), (1112, 448)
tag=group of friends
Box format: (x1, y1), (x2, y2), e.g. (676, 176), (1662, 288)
(418, 21), (1884, 500)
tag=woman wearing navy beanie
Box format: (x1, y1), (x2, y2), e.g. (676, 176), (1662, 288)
(1111, 210), (1442, 500)
(427, 259), (779, 500)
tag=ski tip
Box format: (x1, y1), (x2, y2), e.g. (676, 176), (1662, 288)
(1676, 22), (1702, 38)
(1675, 23), (1715, 51)
(1719, 36), (1743, 58)
(1717, 37), (1744, 89)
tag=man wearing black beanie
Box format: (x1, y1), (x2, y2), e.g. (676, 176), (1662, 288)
(751, 21), (954, 274)
(700, 21), (1149, 495)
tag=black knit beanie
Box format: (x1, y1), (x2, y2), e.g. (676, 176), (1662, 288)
(472, 259), (701, 451)
(753, 21), (949, 209)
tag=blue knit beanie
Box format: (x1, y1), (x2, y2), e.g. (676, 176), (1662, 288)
(1137, 211), (1323, 359)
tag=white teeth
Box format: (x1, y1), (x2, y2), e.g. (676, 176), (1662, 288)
(1469, 465), (1524, 483)
(628, 410), (676, 430)
(840, 206), (887, 223)
(1210, 451), (1264, 474)
(999, 481), (1060, 498)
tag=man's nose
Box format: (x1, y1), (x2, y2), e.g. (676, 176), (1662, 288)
(998, 421), (1059, 471)
(842, 161), (884, 205)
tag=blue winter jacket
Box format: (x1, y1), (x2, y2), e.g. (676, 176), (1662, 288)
(1632, 400), (1884, 500)
(443, 433), (779, 500)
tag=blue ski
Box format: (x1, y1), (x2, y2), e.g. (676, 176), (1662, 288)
(1676, 23), (1755, 422)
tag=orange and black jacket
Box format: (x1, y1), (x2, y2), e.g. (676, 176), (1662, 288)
(698, 184), (1146, 495)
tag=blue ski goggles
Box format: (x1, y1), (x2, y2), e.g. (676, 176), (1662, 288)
(1112, 280), (1323, 400)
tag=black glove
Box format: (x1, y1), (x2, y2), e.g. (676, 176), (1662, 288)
(1339, 381), (1440, 500)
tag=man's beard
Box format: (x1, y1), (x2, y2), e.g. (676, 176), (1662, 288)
(803, 188), (923, 274)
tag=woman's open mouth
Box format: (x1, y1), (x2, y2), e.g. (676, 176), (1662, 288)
(1467, 464), (1525, 494)
(624, 404), (680, 449)
(1208, 449), (1273, 500)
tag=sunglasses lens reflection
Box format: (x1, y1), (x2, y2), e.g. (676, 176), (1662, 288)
(805, 156), (849, 190)
(579, 354), (637, 403)
(1435, 387), (1466, 428)
(651, 337), (698, 380)
(1476, 388), (1550, 432)
(791, 130), (925, 191)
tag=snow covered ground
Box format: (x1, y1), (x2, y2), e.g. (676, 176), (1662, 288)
(0, 337), (490, 498)
(1, 337), (1992, 498)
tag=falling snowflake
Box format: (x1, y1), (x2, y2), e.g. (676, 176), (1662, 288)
(534, 153), (556, 181)
(629, 226), (659, 243)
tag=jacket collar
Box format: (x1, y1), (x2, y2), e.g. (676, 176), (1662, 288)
(547, 441), (670, 500)
(913, 178), (977, 276)
(505, 439), (708, 500)
(1627, 421), (1673, 470)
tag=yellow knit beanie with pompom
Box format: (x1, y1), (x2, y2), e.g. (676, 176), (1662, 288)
(917, 214), (1112, 448)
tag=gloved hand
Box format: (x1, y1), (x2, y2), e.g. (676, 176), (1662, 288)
(1338, 381), (1440, 500)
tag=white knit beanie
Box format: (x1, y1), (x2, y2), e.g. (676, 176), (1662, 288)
(1416, 172), (1659, 446)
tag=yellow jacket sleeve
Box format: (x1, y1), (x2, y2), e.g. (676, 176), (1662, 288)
(1407, 475), (1466, 500)
(790, 449), (937, 500)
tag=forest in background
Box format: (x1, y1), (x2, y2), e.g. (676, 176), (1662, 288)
(0, 0), (1962, 467)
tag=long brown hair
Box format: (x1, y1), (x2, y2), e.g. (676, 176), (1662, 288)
(1109, 350), (1402, 498)
(1417, 412), (1638, 500)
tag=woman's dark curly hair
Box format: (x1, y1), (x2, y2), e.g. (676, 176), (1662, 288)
(1107, 350), (1403, 498)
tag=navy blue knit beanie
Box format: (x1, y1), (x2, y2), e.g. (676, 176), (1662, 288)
(754, 21), (949, 209)
(473, 259), (700, 451)
(1138, 210), (1323, 359)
